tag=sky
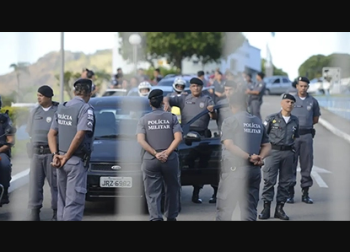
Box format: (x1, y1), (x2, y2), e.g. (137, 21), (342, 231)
(0, 32), (349, 79)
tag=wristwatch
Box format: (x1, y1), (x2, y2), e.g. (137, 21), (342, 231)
(247, 154), (251, 162)
(52, 151), (59, 157)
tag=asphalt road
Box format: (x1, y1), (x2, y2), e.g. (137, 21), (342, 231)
(1, 95), (350, 221)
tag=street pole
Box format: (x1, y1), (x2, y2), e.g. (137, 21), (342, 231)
(133, 44), (137, 76)
(60, 32), (64, 103)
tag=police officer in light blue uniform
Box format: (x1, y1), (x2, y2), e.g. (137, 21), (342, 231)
(48, 78), (95, 221)
(259, 93), (299, 221)
(136, 89), (183, 221)
(216, 80), (237, 131)
(26, 85), (59, 221)
(216, 92), (271, 221)
(0, 95), (16, 207)
(246, 72), (266, 120)
(163, 77), (216, 204)
(287, 76), (321, 204)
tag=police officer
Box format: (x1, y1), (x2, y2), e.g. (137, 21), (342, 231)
(259, 93), (299, 221)
(163, 77), (216, 204)
(136, 89), (183, 221)
(0, 95), (16, 207)
(216, 92), (271, 221)
(287, 76), (321, 204)
(216, 80), (238, 131)
(26, 85), (59, 221)
(246, 72), (266, 120)
(47, 78), (95, 221)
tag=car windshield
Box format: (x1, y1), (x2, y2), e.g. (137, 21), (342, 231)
(93, 103), (152, 138)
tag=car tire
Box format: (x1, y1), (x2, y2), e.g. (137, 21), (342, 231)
(265, 89), (270, 95)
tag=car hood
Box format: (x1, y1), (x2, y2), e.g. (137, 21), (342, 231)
(90, 138), (142, 163)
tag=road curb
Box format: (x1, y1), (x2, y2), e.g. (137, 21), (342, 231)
(318, 118), (350, 145)
(9, 168), (29, 193)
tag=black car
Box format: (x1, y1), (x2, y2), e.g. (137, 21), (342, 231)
(87, 96), (224, 209)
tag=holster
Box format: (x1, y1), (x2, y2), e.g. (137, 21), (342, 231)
(311, 128), (316, 138)
(82, 152), (91, 168)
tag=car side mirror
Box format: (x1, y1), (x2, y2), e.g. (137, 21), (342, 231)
(184, 131), (201, 146)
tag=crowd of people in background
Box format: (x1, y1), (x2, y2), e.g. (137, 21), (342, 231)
(108, 67), (254, 93)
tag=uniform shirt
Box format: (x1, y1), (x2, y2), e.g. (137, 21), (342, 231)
(213, 80), (225, 102)
(221, 111), (269, 161)
(216, 97), (231, 130)
(263, 112), (299, 146)
(250, 81), (266, 102)
(168, 93), (214, 132)
(292, 93), (321, 129)
(51, 96), (95, 153)
(136, 108), (182, 159)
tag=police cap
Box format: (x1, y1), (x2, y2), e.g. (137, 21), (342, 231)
(282, 93), (296, 102)
(38, 85), (54, 98)
(73, 78), (93, 88)
(224, 80), (238, 88)
(189, 77), (203, 86)
(148, 89), (163, 99)
(298, 76), (310, 84)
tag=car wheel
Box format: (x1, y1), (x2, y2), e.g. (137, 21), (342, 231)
(265, 89), (270, 95)
(319, 89), (325, 95)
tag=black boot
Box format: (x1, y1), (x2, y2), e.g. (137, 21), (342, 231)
(30, 209), (40, 221)
(286, 186), (295, 204)
(258, 201), (271, 219)
(209, 185), (218, 203)
(274, 202), (289, 220)
(0, 187), (9, 207)
(301, 187), (313, 204)
(191, 186), (202, 204)
(52, 209), (57, 221)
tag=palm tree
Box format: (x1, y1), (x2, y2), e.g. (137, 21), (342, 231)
(9, 62), (30, 102)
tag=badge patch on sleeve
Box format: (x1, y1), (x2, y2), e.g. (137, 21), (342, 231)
(87, 121), (93, 128)
(88, 109), (93, 115)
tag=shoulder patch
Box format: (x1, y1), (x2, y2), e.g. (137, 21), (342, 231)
(87, 109), (93, 115)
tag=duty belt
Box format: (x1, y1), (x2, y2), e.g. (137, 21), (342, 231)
(34, 145), (51, 155)
(299, 129), (313, 135)
(271, 144), (293, 151)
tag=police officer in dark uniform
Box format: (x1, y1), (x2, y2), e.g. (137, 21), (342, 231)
(246, 72), (266, 120)
(136, 89), (183, 221)
(287, 76), (321, 204)
(216, 80), (238, 131)
(26, 85), (59, 221)
(48, 78), (95, 221)
(0, 96), (16, 207)
(259, 93), (299, 220)
(163, 77), (216, 204)
(216, 92), (271, 221)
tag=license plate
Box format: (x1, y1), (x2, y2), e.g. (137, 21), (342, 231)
(100, 177), (132, 188)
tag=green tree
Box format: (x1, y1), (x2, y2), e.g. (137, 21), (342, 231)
(145, 32), (224, 72)
(55, 71), (77, 100)
(298, 54), (330, 79)
(9, 62), (31, 102)
(261, 59), (288, 76)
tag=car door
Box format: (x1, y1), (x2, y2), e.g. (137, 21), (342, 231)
(281, 78), (291, 94)
(177, 104), (225, 186)
(270, 77), (282, 94)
